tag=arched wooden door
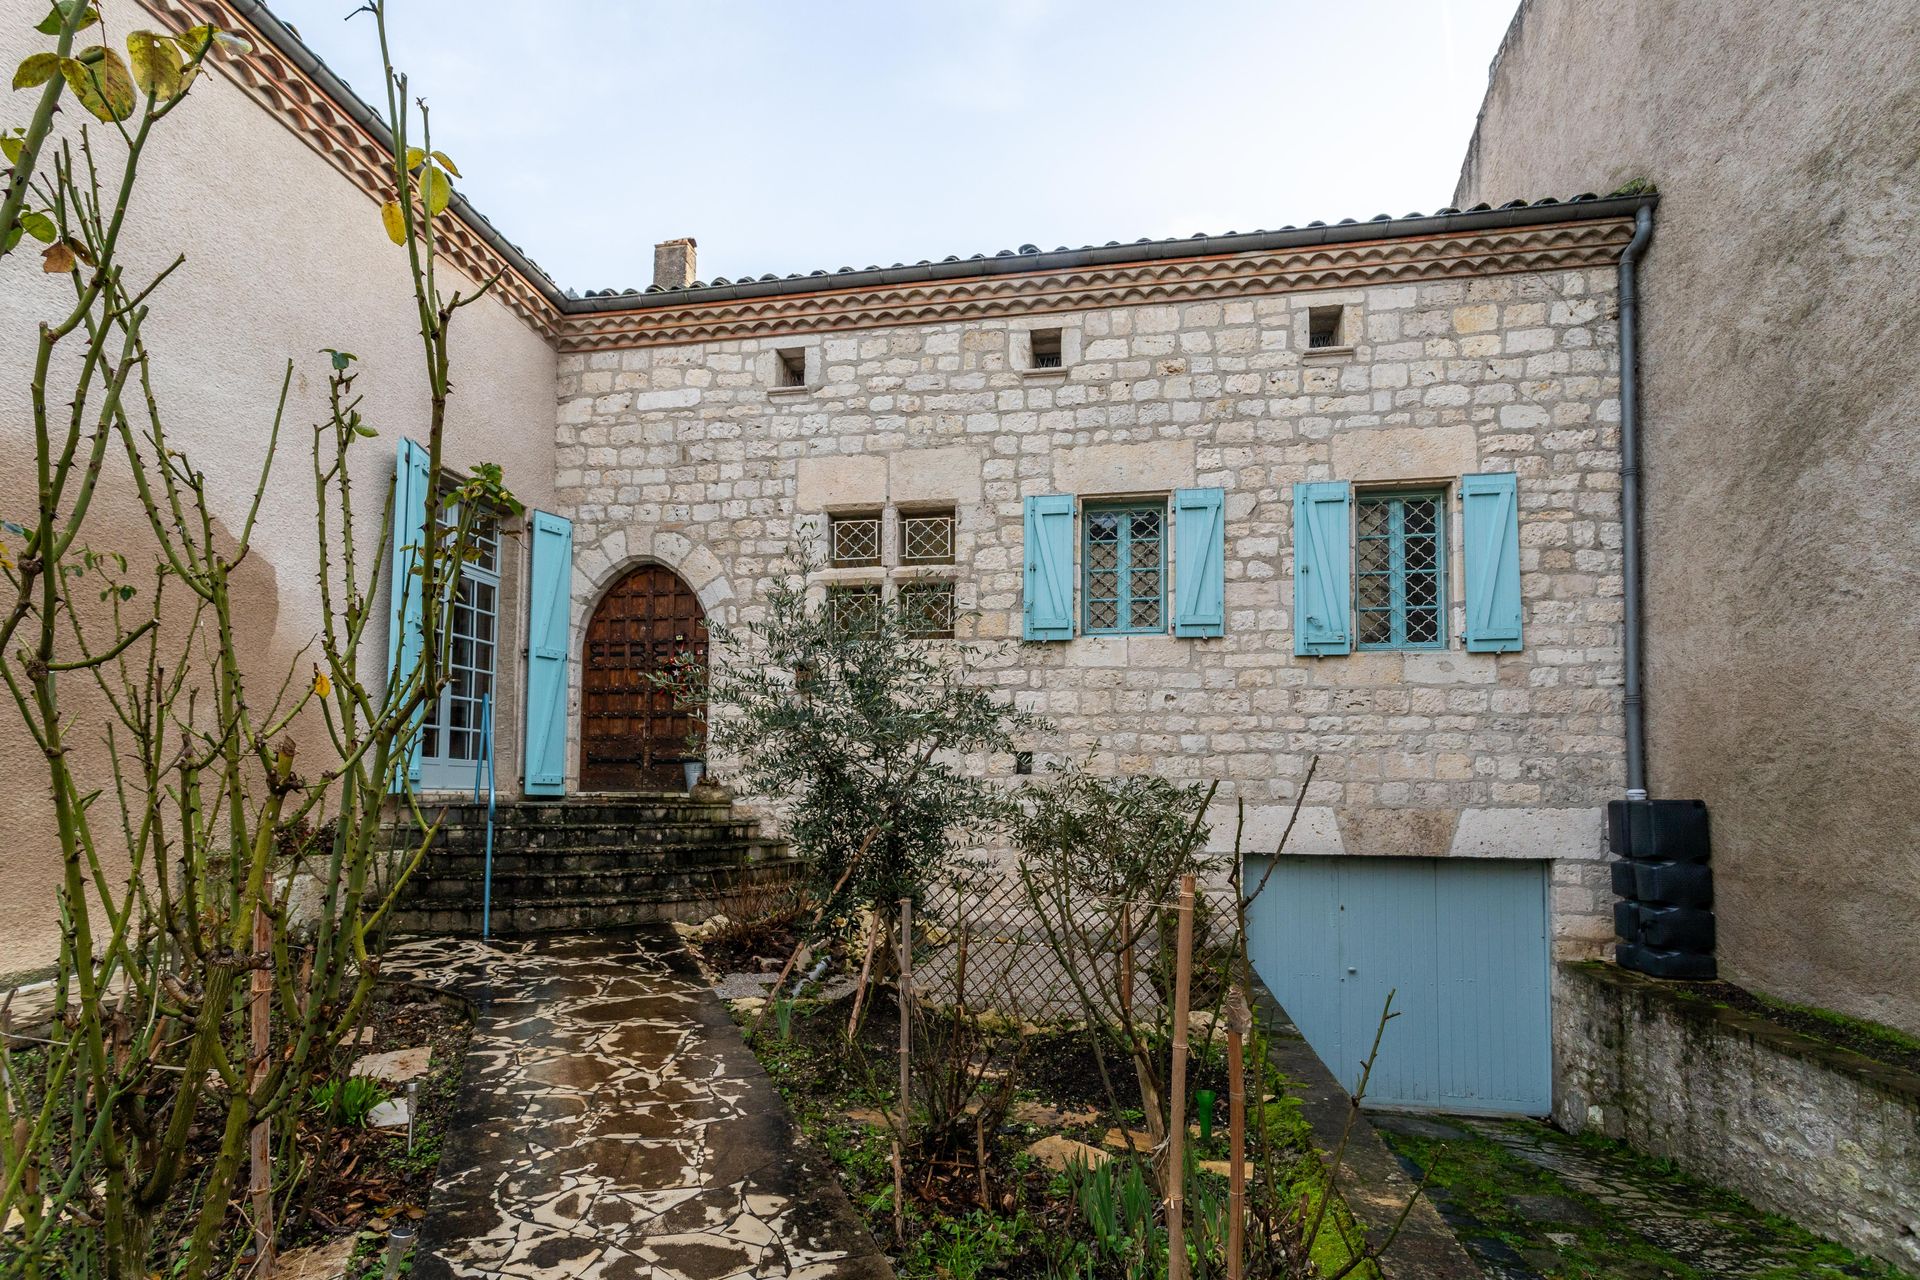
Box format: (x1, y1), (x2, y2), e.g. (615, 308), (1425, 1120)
(580, 564), (706, 791)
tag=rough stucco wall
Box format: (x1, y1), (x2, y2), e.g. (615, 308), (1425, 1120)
(1554, 962), (1920, 1273)
(0, 0), (558, 976)
(556, 268), (1629, 957)
(1456, 0), (1920, 1031)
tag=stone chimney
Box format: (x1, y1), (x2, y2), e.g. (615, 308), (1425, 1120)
(653, 237), (697, 290)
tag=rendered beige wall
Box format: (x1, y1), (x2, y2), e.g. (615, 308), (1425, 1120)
(0, 0), (558, 976)
(1456, 0), (1920, 1030)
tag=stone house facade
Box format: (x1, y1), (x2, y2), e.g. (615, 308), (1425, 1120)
(551, 209), (1640, 953)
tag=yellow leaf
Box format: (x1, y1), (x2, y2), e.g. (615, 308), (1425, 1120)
(126, 30), (182, 101)
(13, 52), (60, 90)
(380, 199), (406, 245)
(421, 166), (451, 217)
(404, 146), (425, 171)
(61, 47), (135, 122)
(313, 670), (332, 698)
(430, 150), (460, 178)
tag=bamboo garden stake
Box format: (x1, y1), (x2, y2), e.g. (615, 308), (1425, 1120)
(1225, 986), (1252, 1280)
(894, 896), (913, 1245)
(1166, 874), (1196, 1280)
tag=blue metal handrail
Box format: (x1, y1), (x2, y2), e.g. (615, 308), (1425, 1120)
(472, 693), (497, 938)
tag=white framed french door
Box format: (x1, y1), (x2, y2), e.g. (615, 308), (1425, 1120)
(418, 509), (500, 791)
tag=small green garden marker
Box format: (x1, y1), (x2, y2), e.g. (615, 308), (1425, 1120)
(1196, 1089), (1217, 1144)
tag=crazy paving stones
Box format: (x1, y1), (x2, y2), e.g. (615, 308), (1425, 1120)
(386, 929), (891, 1280)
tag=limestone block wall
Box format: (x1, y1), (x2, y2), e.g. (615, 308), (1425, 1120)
(555, 270), (1627, 953)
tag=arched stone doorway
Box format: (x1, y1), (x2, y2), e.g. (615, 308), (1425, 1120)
(579, 563), (707, 791)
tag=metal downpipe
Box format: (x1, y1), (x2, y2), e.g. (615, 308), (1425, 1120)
(1618, 205), (1654, 798)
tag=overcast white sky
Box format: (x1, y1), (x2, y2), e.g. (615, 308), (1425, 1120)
(265, 1), (1522, 294)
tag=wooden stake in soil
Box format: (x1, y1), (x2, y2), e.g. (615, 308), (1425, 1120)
(847, 910), (882, 1039)
(1224, 986), (1252, 1280)
(893, 896), (912, 1246)
(248, 902), (274, 1274)
(1166, 874), (1196, 1280)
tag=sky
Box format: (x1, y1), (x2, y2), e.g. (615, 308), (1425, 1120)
(264, 1), (1522, 295)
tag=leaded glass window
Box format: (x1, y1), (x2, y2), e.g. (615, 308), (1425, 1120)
(901, 581), (955, 638)
(420, 508), (499, 787)
(830, 512), (882, 567)
(826, 583), (883, 633)
(900, 510), (955, 565)
(1082, 503), (1165, 635)
(1355, 491), (1446, 650)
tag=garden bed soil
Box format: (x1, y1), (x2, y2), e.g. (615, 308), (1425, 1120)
(739, 984), (1371, 1279)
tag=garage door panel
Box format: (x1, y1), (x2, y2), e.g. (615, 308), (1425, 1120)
(1434, 860), (1551, 1113)
(1336, 860), (1440, 1107)
(1248, 855), (1551, 1116)
(1245, 856), (1344, 1076)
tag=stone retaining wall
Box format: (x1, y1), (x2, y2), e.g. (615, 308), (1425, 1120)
(1554, 961), (1920, 1273)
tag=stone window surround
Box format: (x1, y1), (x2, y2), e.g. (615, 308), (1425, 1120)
(1300, 298), (1360, 360)
(1009, 314), (1084, 377)
(764, 338), (824, 395)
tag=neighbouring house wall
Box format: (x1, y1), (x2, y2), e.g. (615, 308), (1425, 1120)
(556, 261), (1629, 954)
(1454, 0), (1920, 1031)
(0, 0), (559, 976)
(1555, 962), (1920, 1273)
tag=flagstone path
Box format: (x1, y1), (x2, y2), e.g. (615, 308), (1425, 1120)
(386, 929), (892, 1280)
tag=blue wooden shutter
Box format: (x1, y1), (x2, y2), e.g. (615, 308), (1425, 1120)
(1172, 487), (1226, 638)
(1292, 481), (1352, 656)
(523, 511), (573, 796)
(1022, 494), (1075, 641)
(1462, 472), (1523, 652)
(388, 438), (431, 791)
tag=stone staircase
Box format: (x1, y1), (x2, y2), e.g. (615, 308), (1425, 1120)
(390, 793), (799, 936)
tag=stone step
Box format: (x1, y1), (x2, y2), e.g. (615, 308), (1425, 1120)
(407, 859), (802, 905)
(419, 821), (768, 853)
(421, 798), (736, 828)
(391, 874), (799, 937)
(420, 840), (788, 876)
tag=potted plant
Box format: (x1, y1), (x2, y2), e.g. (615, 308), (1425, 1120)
(681, 720), (706, 792)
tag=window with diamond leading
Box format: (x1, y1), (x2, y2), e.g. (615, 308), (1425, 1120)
(901, 581), (955, 638)
(829, 511), (882, 567)
(826, 583), (883, 633)
(900, 510), (955, 565)
(1083, 503), (1165, 634)
(1355, 490), (1446, 649)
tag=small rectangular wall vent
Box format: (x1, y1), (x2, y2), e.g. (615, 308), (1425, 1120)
(1030, 328), (1063, 369)
(1307, 306), (1344, 350)
(776, 347), (807, 387)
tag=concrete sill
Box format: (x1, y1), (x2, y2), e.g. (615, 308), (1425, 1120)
(1301, 345), (1355, 361)
(1019, 367), (1069, 379)
(766, 385), (815, 398)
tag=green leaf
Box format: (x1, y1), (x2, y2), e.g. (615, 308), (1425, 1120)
(353, 423), (379, 438)
(1, 136), (25, 165)
(380, 199), (406, 245)
(35, 2), (98, 36)
(322, 347), (358, 370)
(61, 48), (135, 122)
(1, 223), (21, 254)
(420, 165), (451, 217)
(430, 150), (460, 178)
(14, 52), (60, 90)
(176, 24), (217, 55)
(126, 30), (182, 101)
(19, 211), (55, 242)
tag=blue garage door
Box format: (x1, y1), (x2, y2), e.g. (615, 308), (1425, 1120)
(1247, 856), (1551, 1115)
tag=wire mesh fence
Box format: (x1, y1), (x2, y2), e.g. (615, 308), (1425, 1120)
(913, 861), (1241, 1024)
